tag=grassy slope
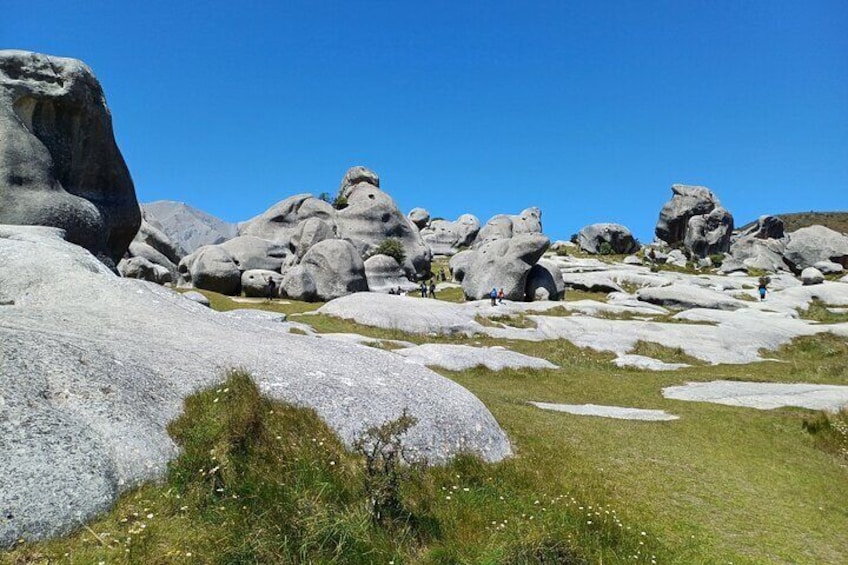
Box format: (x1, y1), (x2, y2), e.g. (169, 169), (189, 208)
(738, 211), (848, 234)
(5, 290), (848, 564)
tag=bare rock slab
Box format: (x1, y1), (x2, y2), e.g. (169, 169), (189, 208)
(396, 344), (558, 372)
(663, 380), (848, 411)
(530, 402), (679, 421)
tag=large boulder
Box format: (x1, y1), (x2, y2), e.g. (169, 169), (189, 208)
(219, 235), (292, 272)
(364, 254), (417, 293)
(279, 264), (318, 301)
(291, 216), (336, 259)
(462, 233), (550, 300)
(241, 269), (283, 297)
(336, 183), (431, 278)
(143, 200), (239, 256)
(801, 267), (825, 286)
(783, 225), (848, 272)
(739, 215), (785, 240)
(449, 249), (475, 282)
(730, 236), (788, 273)
(577, 223), (640, 255)
(120, 212), (183, 283)
(300, 239), (369, 300)
(525, 259), (565, 301)
(0, 226), (511, 546)
(118, 256), (171, 285)
(408, 208), (430, 230)
(474, 208), (543, 247)
(338, 165), (380, 200)
(0, 50), (140, 268)
(420, 214), (481, 256)
(239, 193), (337, 247)
(178, 245), (241, 294)
(655, 184), (733, 256)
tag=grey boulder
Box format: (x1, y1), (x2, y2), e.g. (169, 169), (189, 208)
(364, 254), (416, 293)
(118, 256), (171, 285)
(577, 223), (640, 255)
(338, 165), (380, 200)
(219, 235), (292, 272)
(783, 225), (848, 272)
(336, 183), (431, 278)
(449, 249), (475, 282)
(0, 226), (511, 546)
(178, 245), (241, 294)
(408, 207), (430, 230)
(814, 260), (844, 275)
(525, 259), (565, 301)
(239, 193), (337, 247)
(801, 267), (825, 286)
(300, 239), (369, 300)
(655, 184), (733, 256)
(462, 233), (550, 300)
(280, 264), (318, 302)
(420, 214), (481, 256)
(0, 50), (140, 267)
(474, 208), (543, 246)
(739, 215), (785, 240)
(241, 269), (283, 297)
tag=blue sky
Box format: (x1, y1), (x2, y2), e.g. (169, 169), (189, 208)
(4, 0), (847, 241)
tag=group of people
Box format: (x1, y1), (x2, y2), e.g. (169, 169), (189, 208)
(490, 287), (505, 306)
(419, 281), (437, 298)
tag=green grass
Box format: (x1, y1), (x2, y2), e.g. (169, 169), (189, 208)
(7, 303), (848, 563)
(175, 288), (324, 316)
(797, 298), (848, 324)
(627, 341), (706, 365)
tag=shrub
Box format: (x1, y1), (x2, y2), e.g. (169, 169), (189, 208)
(598, 242), (614, 256)
(709, 253), (724, 267)
(374, 238), (406, 265)
(333, 195), (348, 210)
(318, 192), (332, 204)
(556, 247), (569, 257)
(353, 410), (421, 526)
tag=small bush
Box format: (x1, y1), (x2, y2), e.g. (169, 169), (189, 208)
(333, 195), (348, 210)
(555, 247), (569, 257)
(374, 238), (407, 265)
(598, 242), (614, 256)
(709, 253), (725, 267)
(318, 192), (332, 204)
(803, 409), (848, 461)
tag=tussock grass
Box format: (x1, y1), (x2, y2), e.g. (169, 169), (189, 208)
(176, 288), (324, 316)
(627, 341), (706, 365)
(797, 297), (848, 324)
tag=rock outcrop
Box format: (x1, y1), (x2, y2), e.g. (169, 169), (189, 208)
(364, 254), (417, 293)
(299, 239), (369, 300)
(525, 259), (566, 301)
(239, 194), (337, 249)
(783, 225), (848, 272)
(0, 50), (140, 267)
(462, 233), (550, 300)
(577, 223), (640, 255)
(337, 165), (380, 200)
(408, 208), (430, 230)
(0, 225), (511, 546)
(655, 184), (733, 256)
(419, 214), (481, 256)
(474, 207), (543, 246)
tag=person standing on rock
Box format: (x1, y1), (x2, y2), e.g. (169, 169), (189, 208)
(497, 288), (505, 304)
(429, 281), (436, 299)
(490, 287), (498, 306)
(420, 281), (427, 298)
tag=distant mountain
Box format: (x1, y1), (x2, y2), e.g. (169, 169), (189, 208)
(739, 211), (848, 235)
(142, 200), (240, 257)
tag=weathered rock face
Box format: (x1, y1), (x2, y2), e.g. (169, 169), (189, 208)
(0, 226), (511, 546)
(655, 185), (733, 256)
(179, 245), (241, 294)
(280, 264), (318, 301)
(118, 256), (171, 285)
(408, 208), (430, 230)
(462, 233), (550, 300)
(143, 200), (239, 256)
(740, 215), (785, 240)
(474, 208), (543, 247)
(577, 223), (640, 255)
(420, 214), (481, 256)
(783, 225), (848, 272)
(300, 239), (369, 300)
(239, 193), (337, 246)
(336, 184), (431, 278)
(801, 267), (824, 286)
(684, 206), (734, 257)
(449, 249), (474, 282)
(338, 165), (380, 200)
(729, 236), (788, 273)
(120, 212), (182, 283)
(0, 50), (140, 267)
(291, 217), (336, 259)
(219, 236), (291, 272)
(241, 269), (283, 297)
(525, 259), (565, 301)
(364, 254), (416, 293)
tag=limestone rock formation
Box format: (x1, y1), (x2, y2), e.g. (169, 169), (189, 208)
(577, 223), (640, 255)
(119, 211), (183, 283)
(525, 259), (565, 301)
(299, 239), (368, 300)
(801, 267), (824, 286)
(0, 50), (140, 267)
(739, 215), (785, 240)
(783, 225), (848, 272)
(338, 165), (380, 200)
(179, 245), (241, 294)
(420, 214), (481, 256)
(462, 233), (550, 300)
(0, 226), (511, 546)
(143, 200), (239, 256)
(449, 249), (474, 282)
(241, 269), (283, 297)
(280, 264), (318, 301)
(336, 182), (431, 279)
(655, 184), (733, 256)
(364, 254), (416, 293)
(474, 208), (543, 246)
(118, 256), (172, 285)
(408, 207), (430, 230)
(239, 193), (337, 248)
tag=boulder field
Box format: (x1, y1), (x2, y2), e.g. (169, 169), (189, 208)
(0, 226), (511, 546)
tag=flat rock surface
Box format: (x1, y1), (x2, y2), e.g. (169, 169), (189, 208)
(396, 344), (558, 371)
(612, 355), (690, 371)
(0, 227), (511, 545)
(662, 380), (848, 411)
(530, 402), (679, 421)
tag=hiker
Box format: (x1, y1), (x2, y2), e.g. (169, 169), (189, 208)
(388, 287), (396, 295)
(497, 288), (505, 304)
(758, 283), (767, 301)
(439, 267), (446, 282)
(266, 276), (276, 302)
(420, 281), (427, 298)
(429, 281), (436, 298)
(490, 287), (498, 306)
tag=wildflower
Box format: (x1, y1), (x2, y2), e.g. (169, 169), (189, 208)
(146, 513), (153, 519)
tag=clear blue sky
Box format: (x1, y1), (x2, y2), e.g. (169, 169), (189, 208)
(4, 0), (847, 241)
